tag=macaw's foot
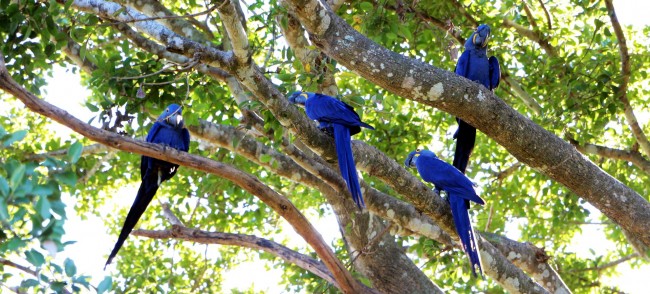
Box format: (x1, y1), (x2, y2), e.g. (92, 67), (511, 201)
(318, 125), (335, 138)
(434, 187), (450, 203)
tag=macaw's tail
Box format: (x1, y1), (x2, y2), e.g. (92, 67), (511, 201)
(104, 172), (160, 269)
(449, 195), (483, 277)
(332, 124), (365, 209)
(452, 118), (477, 174)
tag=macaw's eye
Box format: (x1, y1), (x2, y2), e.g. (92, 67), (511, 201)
(166, 109), (169, 112)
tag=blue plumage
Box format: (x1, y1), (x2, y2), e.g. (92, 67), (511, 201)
(105, 104), (190, 268)
(453, 24), (500, 174)
(288, 91), (374, 209)
(405, 149), (484, 277)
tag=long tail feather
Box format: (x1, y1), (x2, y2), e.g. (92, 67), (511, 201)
(105, 172), (159, 268)
(452, 119), (476, 174)
(450, 195), (483, 277)
(333, 124), (365, 209)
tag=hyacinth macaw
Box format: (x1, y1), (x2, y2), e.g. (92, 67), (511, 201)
(105, 104), (190, 268)
(453, 24), (500, 174)
(405, 149), (484, 277)
(288, 91), (374, 209)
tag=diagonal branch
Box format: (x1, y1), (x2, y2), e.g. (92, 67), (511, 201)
(131, 204), (338, 286)
(604, 0), (650, 158)
(0, 258), (72, 294)
(133, 227), (339, 286)
(0, 55), (368, 294)
(568, 137), (650, 174)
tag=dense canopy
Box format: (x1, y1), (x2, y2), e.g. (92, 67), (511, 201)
(1, 0), (649, 293)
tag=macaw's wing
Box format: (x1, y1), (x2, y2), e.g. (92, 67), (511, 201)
(181, 128), (190, 152)
(455, 50), (470, 78)
(489, 56), (500, 90)
(145, 122), (162, 143)
(416, 156), (484, 205)
(452, 119), (477, 174)
(306, 93), (374, 130)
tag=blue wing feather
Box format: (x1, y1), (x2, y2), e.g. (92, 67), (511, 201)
(489, 56), (500, 90)
(455, 51), (470, 78)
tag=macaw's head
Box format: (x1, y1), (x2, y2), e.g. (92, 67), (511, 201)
(287, 91), (309, 107)
(404, 149), (437, 168)
(159, 103), (184, 128)
(466, 24), (491, 49)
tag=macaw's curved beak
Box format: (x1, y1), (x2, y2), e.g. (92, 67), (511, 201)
(166, 113), (184, 128)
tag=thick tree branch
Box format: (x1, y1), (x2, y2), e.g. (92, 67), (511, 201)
(116, 0), (214, 43)
(604, 0), (650, 158)
(0, 57), (367, 294)
(281, 0), (650, 254)
(483, 233), (570, 294)
(112, 22), (230, 82)
(217, 0), (250, 64)
(68, 0), (234, 69)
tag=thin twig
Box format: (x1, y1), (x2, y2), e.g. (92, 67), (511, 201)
(604, 0), (650, 158)
(536, 0), (553, 30)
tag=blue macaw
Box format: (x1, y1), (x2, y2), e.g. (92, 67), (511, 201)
(105, 104), (190, 268)
(405, 149), (484, 277)
(288, 91), (374, 209)
(453, 24), (500, 174)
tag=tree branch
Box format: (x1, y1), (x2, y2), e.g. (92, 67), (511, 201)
(131, 204), (339, 287)
(0, 55), (367, 294)
(0, 258), (72, 294)
(568, 137), (650, 174)
(536, 0), (553, 30)
(604, 0), (650, 158)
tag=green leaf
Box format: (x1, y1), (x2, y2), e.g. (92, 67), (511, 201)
(68, 141), (83, 164)
(0, 176), (9, 197)
(96, 276), (113, 294)
(359, 2), (373, 10)
(54, 170), (77, 187)
(20, 279), (40, 288)
(9, 163), (26, 191)
(25, 249), (45, 267)
(260, 154), (272, 163)
(64, 258), (77, 277)
(0, 199), (9, 221)
(85, 102), (99, 112)
(3, 130), (27, 147)
(36, 195), (51, 220)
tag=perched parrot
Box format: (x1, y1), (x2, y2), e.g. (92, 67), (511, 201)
(405, 149), (484, 277)
(288, 91), (374, 209)
(105, 104), (190, 268)
(453, 24), (500, 174)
